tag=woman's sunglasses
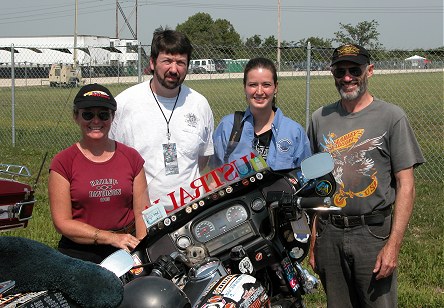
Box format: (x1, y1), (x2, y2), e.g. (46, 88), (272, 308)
(81, 111), (111, 121)
(332, 66), (365, 79)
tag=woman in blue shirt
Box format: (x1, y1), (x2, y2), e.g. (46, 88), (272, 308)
(213, 57), (311, 170)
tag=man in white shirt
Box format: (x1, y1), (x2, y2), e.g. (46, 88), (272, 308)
(110, 29), (214, 213)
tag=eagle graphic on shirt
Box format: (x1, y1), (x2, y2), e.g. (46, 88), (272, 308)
(319, 129), (386, 207)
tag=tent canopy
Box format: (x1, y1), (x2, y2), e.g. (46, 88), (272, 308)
(405, 55), (426, 61)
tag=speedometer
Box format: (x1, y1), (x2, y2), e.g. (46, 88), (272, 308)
(194, 220), (216, 241)
(226, 205), (248, 224)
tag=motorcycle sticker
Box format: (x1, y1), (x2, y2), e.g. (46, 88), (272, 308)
(315, 180), (333, 197)
(129, 254), (143, 276)
(290, 214), (311, 243)
(237, 256), (254, 274)
(142, 203), (167, 228)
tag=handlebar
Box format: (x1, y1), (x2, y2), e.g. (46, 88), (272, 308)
(269, 194), (340, 213)
(295, 197), (331, 209)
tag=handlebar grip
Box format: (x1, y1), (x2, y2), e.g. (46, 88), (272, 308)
(296, 197), (331, 209)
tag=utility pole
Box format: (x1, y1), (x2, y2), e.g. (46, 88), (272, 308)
(115, 0), (138, 40)
(277, 0), (281, 72)
(116, 0), (118, 38)
(136, 0), (138, 40)
(73, 0), (78, 68)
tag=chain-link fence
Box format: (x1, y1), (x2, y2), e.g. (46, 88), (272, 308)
(1, 43), (442, 180)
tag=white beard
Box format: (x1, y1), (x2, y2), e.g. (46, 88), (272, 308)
(338, 76), (368, 101)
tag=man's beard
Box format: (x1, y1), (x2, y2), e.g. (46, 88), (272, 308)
(336, 75), (368, 101)
(154, 69), (184, 90)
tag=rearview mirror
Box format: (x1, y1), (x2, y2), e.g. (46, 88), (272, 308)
(301, 152), (334, 180)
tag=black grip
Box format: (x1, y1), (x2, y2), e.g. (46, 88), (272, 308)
(296, 197), (331, 209)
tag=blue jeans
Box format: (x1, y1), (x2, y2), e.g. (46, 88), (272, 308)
(314, 214), (397, 308)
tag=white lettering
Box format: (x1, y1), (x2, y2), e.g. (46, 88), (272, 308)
(89, 189), (122, 198)
(90, 178), (118, 187)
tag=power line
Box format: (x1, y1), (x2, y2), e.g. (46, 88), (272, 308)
(0, 0), (441, 27)
(0, 0), (112, 17)
(0, 1), (135, 25)
(145, 1), (442, 13)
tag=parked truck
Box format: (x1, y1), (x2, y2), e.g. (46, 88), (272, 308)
(48, 63), (83, 87)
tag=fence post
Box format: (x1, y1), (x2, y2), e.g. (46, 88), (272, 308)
(11, 44), (16, 147)
(138, 43), (142, 83)
(24, 62), (28, 86)
(117, 56), (120, 84)
(305, 42), (311, 131)
(89, 60), (92, 84)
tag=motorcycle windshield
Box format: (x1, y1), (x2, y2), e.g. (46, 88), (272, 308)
(141, 142), (267, 229)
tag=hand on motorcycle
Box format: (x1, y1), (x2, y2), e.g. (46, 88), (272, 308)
(109, 232), (140, 251)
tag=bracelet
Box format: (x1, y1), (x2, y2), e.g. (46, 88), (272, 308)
(93, 229), (100, 245)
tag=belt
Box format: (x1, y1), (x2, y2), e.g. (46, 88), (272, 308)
(112, 220), (136, 235)
(325, 207), (392, 228)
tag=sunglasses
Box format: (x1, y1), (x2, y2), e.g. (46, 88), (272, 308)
(332, 66), (365, 79)
(81, 111), (111, 121)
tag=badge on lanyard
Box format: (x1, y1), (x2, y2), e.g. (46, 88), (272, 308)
(163, 143), (179, 175)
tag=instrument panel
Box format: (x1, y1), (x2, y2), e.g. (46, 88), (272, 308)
(192, 203), (248, 242)
(136, 166), (297, 264)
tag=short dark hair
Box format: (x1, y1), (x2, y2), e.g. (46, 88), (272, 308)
(243, 57), (278, 86)
(150, 29), (193, 70)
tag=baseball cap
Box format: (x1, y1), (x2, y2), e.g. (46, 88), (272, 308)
(331, 44), (371, 66)
(73, 83), (117, 111)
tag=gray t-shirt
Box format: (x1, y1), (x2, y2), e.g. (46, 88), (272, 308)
(308, 98), (425, 215)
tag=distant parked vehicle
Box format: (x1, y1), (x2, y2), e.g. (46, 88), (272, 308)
(48, 63), (83, 87)
(213, 59), (227, 73)
(189, 59), (216, 74)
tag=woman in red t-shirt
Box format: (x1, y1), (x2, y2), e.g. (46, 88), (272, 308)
(49, 83), (149, 263)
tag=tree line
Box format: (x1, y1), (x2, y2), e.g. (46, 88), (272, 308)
(153, 12), (443, 63)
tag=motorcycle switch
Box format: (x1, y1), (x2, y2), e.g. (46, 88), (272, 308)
(150, 254), (185, 279)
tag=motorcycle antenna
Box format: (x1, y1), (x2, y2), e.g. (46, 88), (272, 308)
(33, 151), (48, 189)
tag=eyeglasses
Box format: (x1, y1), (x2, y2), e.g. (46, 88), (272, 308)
(81, 111), (111, 121)
(332, 66), (365, 79)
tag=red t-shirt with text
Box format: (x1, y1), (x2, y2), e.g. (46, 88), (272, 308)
(50, 142), (145, 230)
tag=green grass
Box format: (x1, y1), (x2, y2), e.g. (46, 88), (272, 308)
(1, 72), (443, 307)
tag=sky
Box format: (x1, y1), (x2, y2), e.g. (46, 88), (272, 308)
(1, 0), (443, 50)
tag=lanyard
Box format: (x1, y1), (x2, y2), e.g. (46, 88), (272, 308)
(150, 80), (181, 142)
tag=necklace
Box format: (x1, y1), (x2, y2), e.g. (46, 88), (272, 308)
(150, 80), (181, 142)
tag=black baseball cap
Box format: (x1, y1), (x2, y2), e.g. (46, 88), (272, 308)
(73, 83), (117, 111)
(331, 44), (371, 66)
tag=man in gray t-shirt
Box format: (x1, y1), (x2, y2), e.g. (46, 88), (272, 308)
(308, 44), (425, 307)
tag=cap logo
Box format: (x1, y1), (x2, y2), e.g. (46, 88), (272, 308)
(83, 90), (110, 100)
(337, 45), (360, 57)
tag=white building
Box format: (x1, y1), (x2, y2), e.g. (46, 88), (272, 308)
(0, 35), (140, 67)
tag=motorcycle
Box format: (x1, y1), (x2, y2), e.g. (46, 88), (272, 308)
(0, 147), (340, 308)
(116, 144), (341, 308)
